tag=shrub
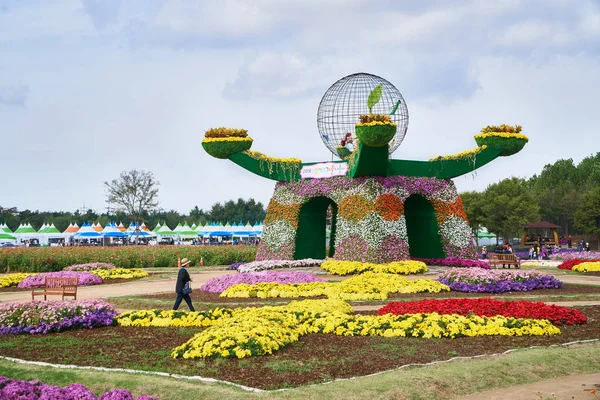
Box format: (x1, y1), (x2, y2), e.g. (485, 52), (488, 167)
(0, 245), (257, 272)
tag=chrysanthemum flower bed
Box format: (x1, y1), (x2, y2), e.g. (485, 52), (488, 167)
(236, 259), (323, 273)
(321, 260), (427, 275)
(572, 262), (600, 272)
(438, 268), (563, 293)
(0, 377), (158, 400)
(17, 271), (103, 289)
(200, 271), (326, 293)
(90, 268), (149, 280)
(411, 257), (490, 269)
(378, 298), (587, 325)
(558, 259), (600, 271)
(0, 299), (117, 334)
(63, 262), (116, 271)
(118, 299), (561, 360)
(0, 273), (37, 288)
(220, 272), (449, 300)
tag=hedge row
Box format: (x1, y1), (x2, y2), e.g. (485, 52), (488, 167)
(0, 246), (257, 272)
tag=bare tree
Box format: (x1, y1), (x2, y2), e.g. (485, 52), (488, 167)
(104, 169), (160, 226)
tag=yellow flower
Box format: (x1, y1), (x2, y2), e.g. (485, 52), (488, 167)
(429, 146), (487, 162)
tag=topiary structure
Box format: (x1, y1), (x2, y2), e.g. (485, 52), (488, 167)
(202, 73), (528, 262)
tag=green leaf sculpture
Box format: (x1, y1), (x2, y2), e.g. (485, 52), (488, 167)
(390, 100), (401, 115)
(367, 84), (383, 114)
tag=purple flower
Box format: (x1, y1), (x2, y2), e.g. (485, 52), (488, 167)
(18, 272), (103, 289)
(201, 271), (326, 293)
(0, 299), (117, 335)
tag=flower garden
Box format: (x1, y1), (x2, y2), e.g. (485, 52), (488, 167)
(1, 78), (600, 398)
(1, 253), (600, 395)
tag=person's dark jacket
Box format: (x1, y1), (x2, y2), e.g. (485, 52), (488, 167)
(175, 267), (191, 294)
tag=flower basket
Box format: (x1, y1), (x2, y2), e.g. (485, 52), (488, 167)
(355, 122), (396, 147)
(474, 133), (527, 156)
(336, 146), (352, 159)
(202, 138), (253, 159)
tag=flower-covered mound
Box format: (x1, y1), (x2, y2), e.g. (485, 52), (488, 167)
(236, 259), (323, 273)
(412, 257), (490, 269)
(257, 175), (477, 262)
(558, 259), (600, 270)
(438, 268), (563, 293)
(0, 299), (117, 334)
(149, 299), (561, 360)
(220, 272), (449, 301)
(90, 268), (149, 280)
(200, 271), (326, 293)
(321, 260), (427, 275)
(63, 262), (116, 271)
(572, 262), (600, 272)
(17, 271), (103, 289)
(0, 273), (37, 288)
(378, 298), (586, 325)
(0, 376), (158, 400)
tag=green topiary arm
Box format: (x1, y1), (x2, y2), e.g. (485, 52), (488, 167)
(228, 152), (302, 182)
(387, 146), (503, 178)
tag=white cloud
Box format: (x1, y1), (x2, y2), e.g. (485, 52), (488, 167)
(1, 0), (599, 214)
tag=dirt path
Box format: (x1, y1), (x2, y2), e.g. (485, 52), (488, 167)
(458, 372), (600, 400)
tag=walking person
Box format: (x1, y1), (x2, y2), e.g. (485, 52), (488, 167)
(173, 258), (195, 312)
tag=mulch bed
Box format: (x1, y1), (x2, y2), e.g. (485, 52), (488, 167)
(0, 306), (599, 390)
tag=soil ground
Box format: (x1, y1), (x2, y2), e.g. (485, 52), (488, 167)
(1, 266), (600, 396)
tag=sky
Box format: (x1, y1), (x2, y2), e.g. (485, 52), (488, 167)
(1, 0), (599, 215)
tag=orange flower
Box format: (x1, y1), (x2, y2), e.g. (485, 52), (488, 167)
(375, 194), (404, 221)
(265, 199), (301, 228)
(338, 195), (373, 222)
(432, 197), (468, 225)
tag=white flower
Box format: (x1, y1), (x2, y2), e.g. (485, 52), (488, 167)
(262, 220), (296, 250)
(439, 216), (472, 248)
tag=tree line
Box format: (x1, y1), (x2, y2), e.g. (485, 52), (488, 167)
(0, 198), (266, 233)
(461, 152), (600, 246)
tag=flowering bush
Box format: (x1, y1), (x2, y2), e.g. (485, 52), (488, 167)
(220, 272), (449, 301)
(438, 268), (563, 293)
(378, 298), (587, 325)
(200, 271), (326, 293)
(204, 127), (248, 138)
(117, 308), (236, 328)
(63, 262), (116, 271)
(164, 298), (559, 360)
(227, 262), (245, 270)
(572, 262), (600, 272)
(551, 251), (600, 261)
(0, 377), (158, 399)
(237, 258), (323, 273)
(0, 245), (256, 272)
(557, 259), (597, 270)
(0, 299), (117, 334)
(256, 176), (476, 263)
(0, 273), (37, 288)
(90, 268), (149, 280)
(17, 271), (103, 289)
(412, 257), (490, 269)
(321, 260), (427, 275)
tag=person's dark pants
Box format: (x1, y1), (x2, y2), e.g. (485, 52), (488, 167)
(173, 292), (195, 311)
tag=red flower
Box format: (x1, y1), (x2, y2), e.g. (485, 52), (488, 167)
(378, 298), (586, 325)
